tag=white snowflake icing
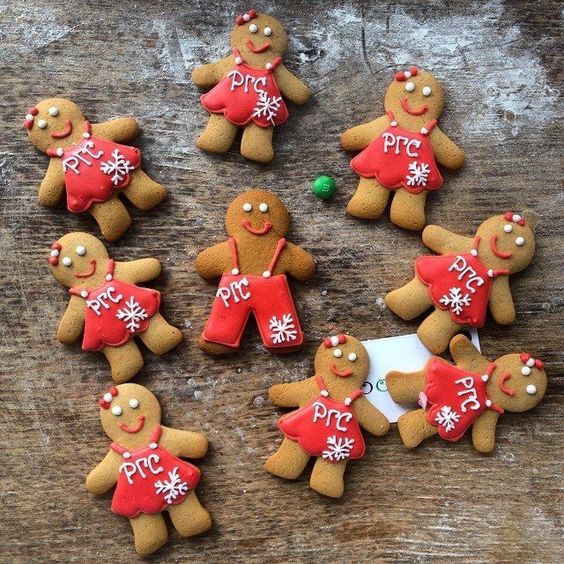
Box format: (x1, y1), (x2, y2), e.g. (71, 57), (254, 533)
(322, 435), (355, 461)
(116, 296), (149, 332)
(434, 405), (461, 432)
(154, 467), (189, 504)
(268, 313), (297, 344)
(252, 91), (282, 125)
(405, 160), (430, 186)
(100, 149), (135, 185)
(439, 287), (472, 315)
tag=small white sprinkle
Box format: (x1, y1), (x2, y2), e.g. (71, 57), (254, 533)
(259, 202), (268, 212)
(242, 202), (252, 212)
(111, 405), (122, 416)
(129, 398), (139, 408)
(50, 249), (59, 257)
(330, 336), (339, 347)
(82, 132), (91, 139)
(75, 245), (86, 256)
(48, 106), (59, 116)
(482, 374), (489, 382)
(264, 26), (272, 36)
(105, 274), (113, 281)
(405, 81), (415, 92)
(25, 113), (33, 121)
(123, 451), (131, 459)
(471, 249), (478, 256)
(103, 392), (113, 403)
(266, 63), (272, 70)
(149, 442), (158, 449)
(526, 358), (535, 367)
(344, 397), (352, 406)
(521, 366), (531, 376)
(37, 119), (47, 129)
(488, 269), (494, 277)
(262, 270), (271, 278)
(422, 86), (432, 96)
(231, 268), (240, 275)
(515, 236), (525, 246)
(390, 120), (398, 126)
(56, 148), (64, 157)
(62, 257), (72, 267)
(348, 352), (357, 362)
(485, 399), (492, 407)
(512, 214), (521, 222)
(420, 127), (428, 135)
(526, 384), (537, 395)
(243, 14), (251, 22)
(404, 71), (411, 78)
(333, 348), (342, 358)
(80, 290), (88, 298)
(235, 56), (242, 64)
(504, 224), (513, 233)
(320, 390), (329, 397)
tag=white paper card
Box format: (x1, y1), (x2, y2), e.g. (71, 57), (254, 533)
(362, 331), (480, 423)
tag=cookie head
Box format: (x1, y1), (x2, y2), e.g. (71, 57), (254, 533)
(314, 335), (370, 387)
(49, 232), (109, 288)
(384, 68), (445, 122)
(225, 189), (290, 239)
(477, 212), (536, 272)
(24, 98), (85, 153)
(230, 10), (288, 59)
(99, 383), (162, 444)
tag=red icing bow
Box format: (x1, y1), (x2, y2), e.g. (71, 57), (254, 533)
(504, 211), (526, 226)
(99, 386), (119, 409)
(520, 353), (544, 370)
(324, 334), (347, 348)
(49, 242), (62, 266)
(24, 106), (39, 130)
(394, 67), (418, 81)
(236, 9), (257, 25)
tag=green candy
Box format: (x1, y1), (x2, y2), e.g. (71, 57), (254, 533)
(311, 175), (336, 199)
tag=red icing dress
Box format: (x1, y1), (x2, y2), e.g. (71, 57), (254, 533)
(278, 375), (365, 462)
(110, 426), (200, 518)
(202, 238), (303, 349)
(69, 259), (160, 351)
(47, 121), (141, 213)
(424, 359), (503, 442)
(350, 111), (442, 193)
(200, 49), (289, 128)
(416, 236), (511, 327)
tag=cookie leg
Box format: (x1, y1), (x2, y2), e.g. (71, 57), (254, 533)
(168, 491), (212, 537)
(397, 408), (437, 448)
(264, 438), (310, 479)
(198, 335), (238, 356)
(385, 277), (432, 320)
(390, 188), (428, 231)
(102, 341), (144, 383)
(309, 458), (348, 498)
(89, 196), (131, 242)
(197, 114), (238, 153)
(138, 313), (183, 355)
(122, 169), (166, 211)
(346, 177), (390, 220)
(129, 513), (168, 557)
(418, 309), (461, 354)
(386, 370), (426, 403)
(240, 123), (274, 162)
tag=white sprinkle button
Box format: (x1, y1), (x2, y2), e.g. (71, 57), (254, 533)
(521, 366), (531, 376)
(485, 399), (492, 407)
(344, 397), (352, 406)
(526, 358), (535, 367)
(526, 384), (537, 395)
(149, 442), (158, 449)
(488, 269), (494, 278)
(231, 268), (240, 275)
(512, 214), (521, 222)
(262, 270), (271, 278)
(420, 127), (428, 135)
(471, 249), (478, 256)
(243, 14), (251, 22)
(333, 348), (342, 358)
(481, 374), (489, 382)
(123, 451), (131, 459)
(26, 113), (34, 121)
(235, 56), (242, 64)
(50, 249), (59, 257)
(80, 290), (88, 298)
(56, 148), (64, 157)
(390, 120), (398, 126)
(105, 274), (113, 281)
(82, 132), (91, 139)
(404, 71), (411, 78)
(320, 389), (329, 397)
(504, 224), (513, 233)
(330, 336), (339, 347)
(266, 62), (273, 70)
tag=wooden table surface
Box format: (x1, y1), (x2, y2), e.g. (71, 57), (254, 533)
(1, 0), (562, 562)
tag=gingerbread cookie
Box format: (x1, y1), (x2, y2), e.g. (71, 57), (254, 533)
(386, 335), (547, 452)
(24, 98), (166, 241)
(385, 212), (536, 354)
(195, 189), (315, 355)
(265, 335), (390, 498)
(49, 232), (183, 382)
(192, 9), (310, 162)
(87, 384), (212, 556)
(341, 67), (464, 230)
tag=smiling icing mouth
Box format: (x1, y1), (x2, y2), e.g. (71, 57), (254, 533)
(329, 363), (353, 378)
(120, 415), (145, 434)
(400, 98), (428, 116)
(50, 119), (73, 139)
(75, 259), (97, 278)
(242, 220), (272, 235)
(490, 234), (512, 259)
(498, 373), (516, 397)
(246, 39), (271, 53)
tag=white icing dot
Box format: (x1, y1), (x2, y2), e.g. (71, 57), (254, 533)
(330, 336), (339, 347)
(470, 249), (478, 256)
(526, 358), (535, 367)
(320, 389), (329, 397)
(105, 274), (113, 281)
(249, 23), (257, 32)
(344, 397), (352, 406)
(235, 56), (242, 64)
(481, 374), (489, 382)
(129, 398), (139, 409)
(512, 214), (522, 222)
(62, 257), (72, 267)
(259, 202), (268, 212)
(103, 392), (113, 403)
(111, 405), (122, 416)
(25, 113), (33, 121)
(242, 202), (252, 212)
(37, 119), (47, 129)
(123, 451), (131, 459)
(149, 442), (158, 449)
(404, 71), (411, 79)
(515, 236), (525, 246)
(333, 348), (342, 358)
(264, 26), (272, 36)
(504, 224), (513, 233)
(75, 245), (86, 256)
(243, 14), (251, 22)
(526, 384), (537, 395)
(48, 106), (59, 116)
(231, 268), (240, 275)
(262, 270), (271, 278)
(265, 62), (273, 70)
(487, 269), (494, 278)
(405, 81), (415, 92)
(82, 132), (91, 139)
(50, 249), (59, 257)
(485, 399), (492, 407)
(521, 366), (531, 376)
(420, 127), (428, 135)
(348, 352), (357, 362)
(80, 290), (88, 298)
(56, 148), (64, 157)
(390, 120), (398, 127)
(422, 86), (432, 96)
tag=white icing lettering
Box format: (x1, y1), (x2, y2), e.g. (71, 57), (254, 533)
(448, 256), (485, 294)
(382, 131), (421, 157)
(312, 401), (353, 432)
(85, 286), (124, 315)
(216, 277), (251, 307)
(455, 376), (481, 412)
(227, 70), (267, 94)
(119, 454), (163, 485)
(62, 141), (104, 175)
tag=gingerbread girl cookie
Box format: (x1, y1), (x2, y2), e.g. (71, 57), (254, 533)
(24, 98), (166, 241)
(386, 335), (547, 452)
(265, 335), (390, 498)
(192, 9), (310, 162)
(385, 212), (536, 354)
(195, 189), (315, 355)
(87, 384), (212, 556)
(341, 67), (464, 230)
(49, 232), (182, 382)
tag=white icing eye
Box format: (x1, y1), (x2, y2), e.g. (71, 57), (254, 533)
(75, 245), (86, 256)
(422, 86), (432, 96)
(62, 257), (72, 267)
(111, 405), (123, 416)
(521, 366), (531, 376)
(526, 384), (537, 395)
(503, 224), (513, 233)
(263, 26), (272, 36)
(37, 119), (47, 129)
(405, 81), (415, 92)
(515, 236), (525, 246)
(249, 23), (258, 33)
(259, 202), (268, 212)
(348, 352), (357, 362)
(333, 348), (343, 358)
(129, 398), (139, 409)
(242, 202), (252, 212)
(48, 106), (59, 116)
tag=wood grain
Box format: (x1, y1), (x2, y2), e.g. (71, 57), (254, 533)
(0, 0), (562, 562)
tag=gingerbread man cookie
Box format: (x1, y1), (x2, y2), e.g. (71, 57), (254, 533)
(341, 67), (464, 230)
(195, 189), (315, 355)
(385, 212), (536, 354)
(24, 98), (166, 241)
(87, 384), (212, 556)
(192, 9), (310, 162)
(49, 232), (182, 382)
(265, 335), (390, 498)
(386, 335), (547, 452)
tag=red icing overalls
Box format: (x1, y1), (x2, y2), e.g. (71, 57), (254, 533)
(69, 260), (160, 351)
(351, 111), (442, 193)
(200, 49), (289, 128)
(47, 121), (141, 213)
(110, 426), (200, 518)
(278, 375), (365, 462)
(424, 359), (503, 442)
(202, 238), (303, 349)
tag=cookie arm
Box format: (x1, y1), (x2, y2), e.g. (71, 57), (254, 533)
(354, 397), (390, 436)
(269, 377), (318, 408)
(471, 410), (500, 453)
(114, 259), (162, 284)
(449, 334), (489, 372)
(274, 65), (310, 105)
(38, 158), (65, 207)
(86, 450), (121, 495)
(282, 242), (316, 281)
(422, 225), (474, 255)
(429, 126), (465, 170)
(91, 117), (139, 142)
(341, 115), (389, 151)
(488, 276), (516, 325)
(192, 56), (234, 88)
(195, 241), (232, 280)
(160, 426), (208, 459)
(57, 296), (85, 344)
